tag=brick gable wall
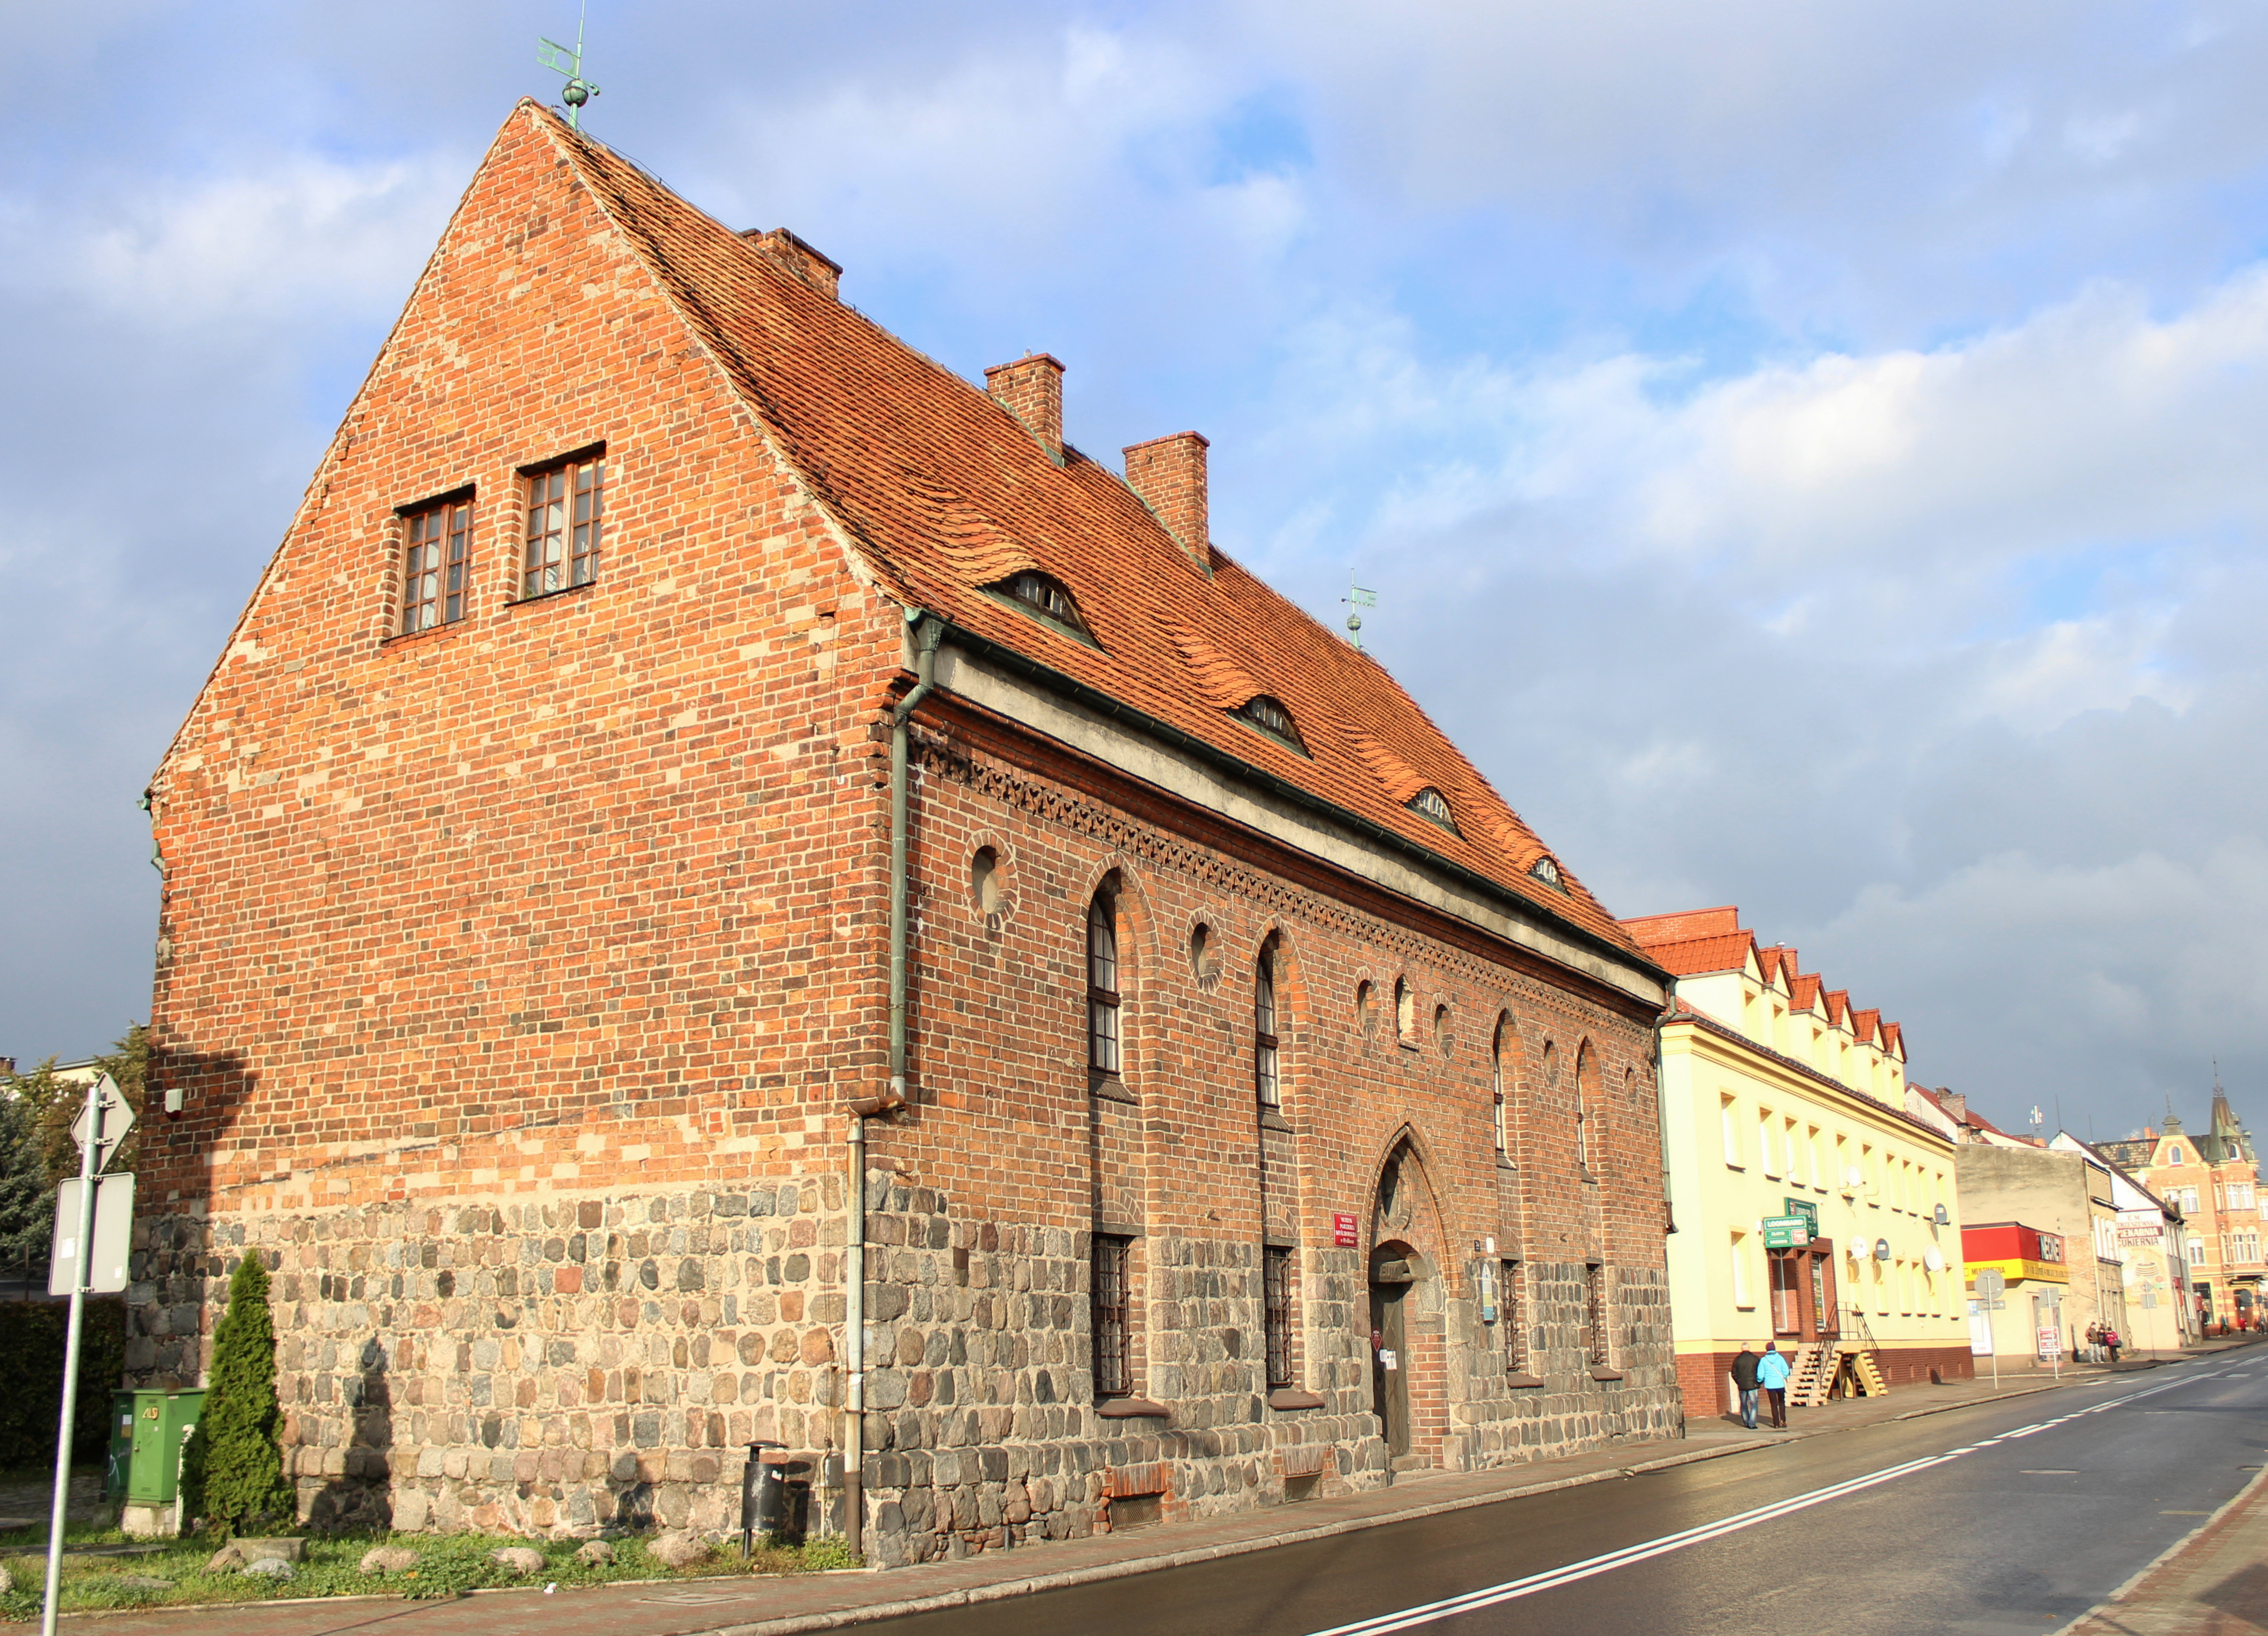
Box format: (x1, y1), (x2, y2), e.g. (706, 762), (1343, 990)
(130, 104), (1680, 1560)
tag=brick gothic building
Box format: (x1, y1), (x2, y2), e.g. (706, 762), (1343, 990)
(134, 103), (1678, 1563)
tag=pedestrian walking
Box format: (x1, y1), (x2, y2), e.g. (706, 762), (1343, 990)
(1731, 1343), (1762, 1429)
(1757, 1339), (1791, 1428)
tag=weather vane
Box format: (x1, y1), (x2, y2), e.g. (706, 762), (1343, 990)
(539, 2), (602, 132)
(1342, 578), (1376, 650)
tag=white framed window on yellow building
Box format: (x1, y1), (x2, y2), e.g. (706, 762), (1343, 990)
(1807, 1127), (1823, 1190)
(1721, 1096), (1740, 1167)
(1730, 1230), (1752, 1308)
(1760, 1108), (1778, 1177)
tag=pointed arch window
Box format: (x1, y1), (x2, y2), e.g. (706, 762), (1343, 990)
(1255, 939), (1282, 1108)
(1233, 695), (1309, 756)
(1407, 787), (1459, 835)
(1491, 1018), (1509, 1158)
(1575, 1043), (1599, 1176)
(986, 570), (1096, 645)
(1088, 888), (1121, 1076)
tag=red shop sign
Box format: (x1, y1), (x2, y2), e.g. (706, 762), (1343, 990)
(1332, 1213), (1361, 1247)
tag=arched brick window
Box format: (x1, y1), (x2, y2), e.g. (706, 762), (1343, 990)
(1575, 1042), (1600, 1174)
(1491, 1016), (1510, 1157)
(1255, 937), (1282, 1108)
(1088, 886), (1121, 1076)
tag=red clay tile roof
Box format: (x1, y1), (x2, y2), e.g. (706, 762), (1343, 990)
(1631, 930), (1757, 976)
(1620, 906), (1740, 943)
(1632, 911), (1910, 1062)
(548, 109), (1642, 956)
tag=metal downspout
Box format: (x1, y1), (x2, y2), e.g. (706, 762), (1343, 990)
(845, 611), (940, 1563)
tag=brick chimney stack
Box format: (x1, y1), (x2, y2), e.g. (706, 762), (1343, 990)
(984, 354), (1065, 463)
(1123, 431), (1210, 571)
(741, 228), (841, 300)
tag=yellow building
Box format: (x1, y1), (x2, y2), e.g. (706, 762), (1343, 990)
(1625, 908), (1973, 1424)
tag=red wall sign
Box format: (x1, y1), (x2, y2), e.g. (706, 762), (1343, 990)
(1332, 1213), (1360, 1247)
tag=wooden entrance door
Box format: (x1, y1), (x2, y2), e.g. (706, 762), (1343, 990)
(1369, 1249), (1414, 1456)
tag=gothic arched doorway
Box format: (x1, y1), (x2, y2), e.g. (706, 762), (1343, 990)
(1368, 1138), (1436, 1459)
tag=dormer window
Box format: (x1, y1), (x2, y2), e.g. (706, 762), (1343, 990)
(1529, 856), (1567, 893)
(1407, 787), (1458, 836)
(1232, 695), (1309, 756)
(986, 571), (1095, 644)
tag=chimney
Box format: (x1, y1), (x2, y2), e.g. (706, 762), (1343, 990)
(742, 227), (841, 300)
(984, 354), (1065, 463)
(1123, 431), (1210, 571)
(1938, 1089), (1967, 1122)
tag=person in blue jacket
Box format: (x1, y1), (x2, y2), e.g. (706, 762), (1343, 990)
(1756, 1340), (1792, 1428)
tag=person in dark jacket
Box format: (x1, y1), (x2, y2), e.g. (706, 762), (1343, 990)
(1731, 1344), (1762, 1429)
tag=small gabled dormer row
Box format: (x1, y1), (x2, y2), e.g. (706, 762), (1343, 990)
(1620, 906), (1908, 1104)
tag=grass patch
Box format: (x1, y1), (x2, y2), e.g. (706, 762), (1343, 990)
(0, 1520), (860, 1619)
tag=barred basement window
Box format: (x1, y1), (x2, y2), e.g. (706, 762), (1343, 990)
(1255, 940), (1281, 1108)
(1263, 1245), (1294, 1390)
(1092, 1234), (1134, 1396)
(1500, 1260), (1525, 1373)
(1406, 786), (1459, 835)
(523, 452), (604, 597)
(400, 495), (473, 634)
(1233, 694), (1309, 756)
(1585, 1263), (1609, 1366)
(1088, 888), (1121, 1076)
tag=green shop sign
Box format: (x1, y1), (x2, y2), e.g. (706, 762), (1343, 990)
(1761, 1215), (1812, 1249)
(1784, 1198), (1820, 1235)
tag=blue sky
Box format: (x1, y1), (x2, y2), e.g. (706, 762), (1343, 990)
(7, 0), (2268, 1140)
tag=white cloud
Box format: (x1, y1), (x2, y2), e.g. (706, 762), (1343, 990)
(32, 153), (467, 326)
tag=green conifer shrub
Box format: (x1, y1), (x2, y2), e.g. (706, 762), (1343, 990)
(181, 1253), (293, 1532)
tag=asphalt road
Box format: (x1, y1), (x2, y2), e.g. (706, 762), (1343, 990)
(863, 1358), (2268, 1636)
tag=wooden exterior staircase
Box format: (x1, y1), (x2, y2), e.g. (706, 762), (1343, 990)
(1848, 1350), (1890, 1397)
(1787, 1342), (1836, 1408)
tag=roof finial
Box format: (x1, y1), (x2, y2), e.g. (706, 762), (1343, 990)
(1342, 577), (1376, 650)
(539, 2), (602, 132)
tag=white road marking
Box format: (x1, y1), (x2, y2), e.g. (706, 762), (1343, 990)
(1302, 1370), (2240, 1636)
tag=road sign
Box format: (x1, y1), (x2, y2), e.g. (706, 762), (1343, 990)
(68, 1075), (134, 1175)
(48, 1175), (134, 1297)
(1761, 1215), (1811, 1249)
(1974, 1267), (2006, 1308)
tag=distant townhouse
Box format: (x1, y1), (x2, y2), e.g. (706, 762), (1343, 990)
(1623, 908), (1971, 1424)
(1940, 1137), (2126, 1366)
(2049, 1134), (2193, 1355)
(2101, 1084), (2263, 1333)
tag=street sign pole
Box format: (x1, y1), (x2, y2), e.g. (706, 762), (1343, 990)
(42, 1079), (107, 1636)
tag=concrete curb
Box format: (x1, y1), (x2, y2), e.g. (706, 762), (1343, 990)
(685, 1437), (1788, 1636)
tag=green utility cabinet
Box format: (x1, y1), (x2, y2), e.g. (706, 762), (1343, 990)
(106, 1389), (205, 1506)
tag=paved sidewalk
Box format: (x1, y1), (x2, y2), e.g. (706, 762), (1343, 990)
(2060, 1466), (2268, 1635)
(76, 1351), (2234, 1636)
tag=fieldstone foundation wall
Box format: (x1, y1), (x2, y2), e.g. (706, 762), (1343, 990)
(129, 1172), (1679, 1561)
(127, 1182), (847, 1536)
